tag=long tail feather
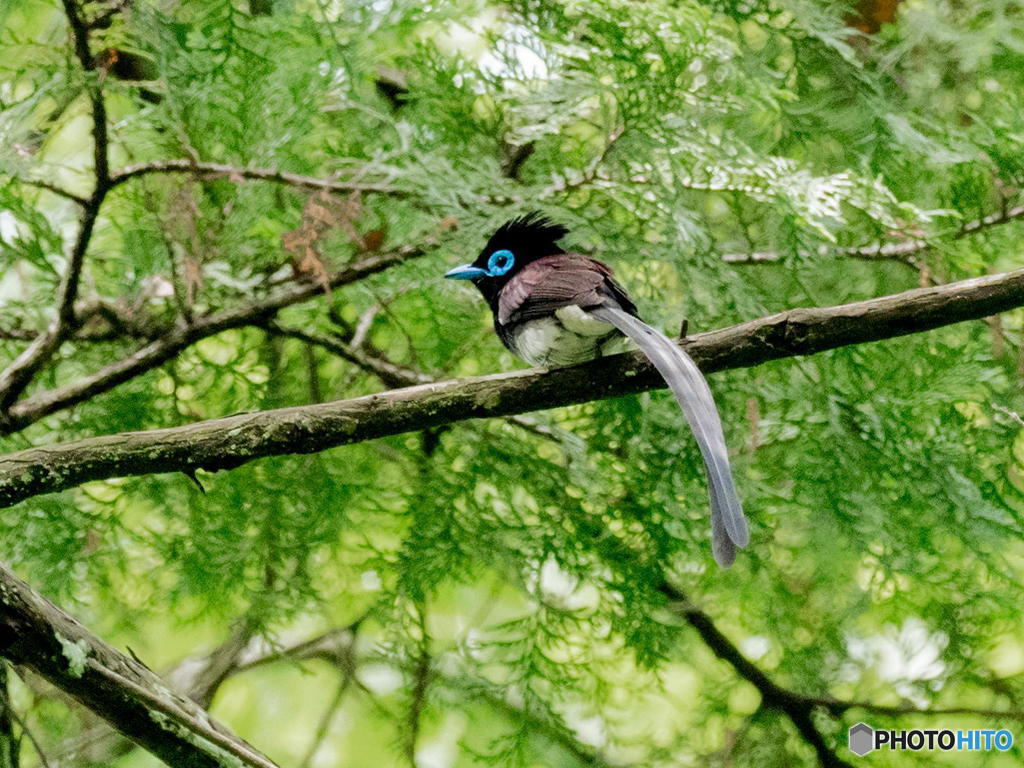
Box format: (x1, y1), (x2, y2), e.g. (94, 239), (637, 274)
(590, 305), (749, 566)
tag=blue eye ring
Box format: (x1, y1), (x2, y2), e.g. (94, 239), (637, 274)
(487, 249), (515, 276)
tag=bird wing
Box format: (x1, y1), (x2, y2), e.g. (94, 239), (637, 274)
(498, 254), (636, 326)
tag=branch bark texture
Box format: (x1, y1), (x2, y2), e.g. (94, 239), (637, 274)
(0, 564), (278, 768)
(0, 267), (1020, 509)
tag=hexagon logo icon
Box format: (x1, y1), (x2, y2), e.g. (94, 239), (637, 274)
(849, 722), (875, 756)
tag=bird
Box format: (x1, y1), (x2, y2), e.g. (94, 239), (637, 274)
(445, 212), (749, 566)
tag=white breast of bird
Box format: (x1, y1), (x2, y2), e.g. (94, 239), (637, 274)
(510, 306), (621, 368)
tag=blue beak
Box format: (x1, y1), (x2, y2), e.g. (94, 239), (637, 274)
(444, 264), (488, 281)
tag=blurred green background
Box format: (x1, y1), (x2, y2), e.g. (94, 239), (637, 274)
(1, 0), (1023, 766)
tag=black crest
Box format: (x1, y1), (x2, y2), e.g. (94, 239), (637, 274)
(483, 212), (568, 258)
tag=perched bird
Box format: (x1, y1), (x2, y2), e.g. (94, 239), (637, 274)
(445, 213), (749, 566)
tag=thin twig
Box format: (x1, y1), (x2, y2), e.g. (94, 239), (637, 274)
(297, 673), (354, 768)
(15, 178), (88, 206)
(993, 404), (1024, 429)
(245, 627), (612, 767)
(63, 0), (109, 187)
(304, 343), (323, 403)
(267, 323), (433, 388)
(0, 662), (18, 768)
(5, 703), (53, 768)
(86, 0), (132, 29)
(540, 125), (624, 198)
(722, 204), (1024, 266)
(821, 698), (1024, 723)
(0, 329), (37, 342)
(295, 624), (361, 768)
(406, 605), (430, 767)
(109, 159), (406, 197)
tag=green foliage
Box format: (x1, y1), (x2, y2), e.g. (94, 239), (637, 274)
(1, 0), (1023, 766)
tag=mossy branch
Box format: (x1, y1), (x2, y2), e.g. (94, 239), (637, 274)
(0, 267), (1021, 509)
(0, 564), (279, 768)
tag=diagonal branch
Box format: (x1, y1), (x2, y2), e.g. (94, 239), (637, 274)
(0, 266), (1021, 508)
(660, 581), (1024, 763)
(0, 302), (154, 346)
(0, 196), (100, 410)
(47, 624), (362, 766)
(14, 177), (89, 206)
(0, 563), (279, 768)
(0, 1), (112, 411)
(660, 582), (854, 768)
(1, 244), (432, 433)
(267, 323), (434, 388)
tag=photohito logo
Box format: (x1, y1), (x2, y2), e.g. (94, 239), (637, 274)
(848, 722), (1013, 756)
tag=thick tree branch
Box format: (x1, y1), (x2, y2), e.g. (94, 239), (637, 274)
(1, 244), (431, 433)
(0, 267), (1021, 507)
(0, 564), (279, 768)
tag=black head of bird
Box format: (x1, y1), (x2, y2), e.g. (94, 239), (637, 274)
(445, 212), (750, 566)
(443, 213), (568, 305)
